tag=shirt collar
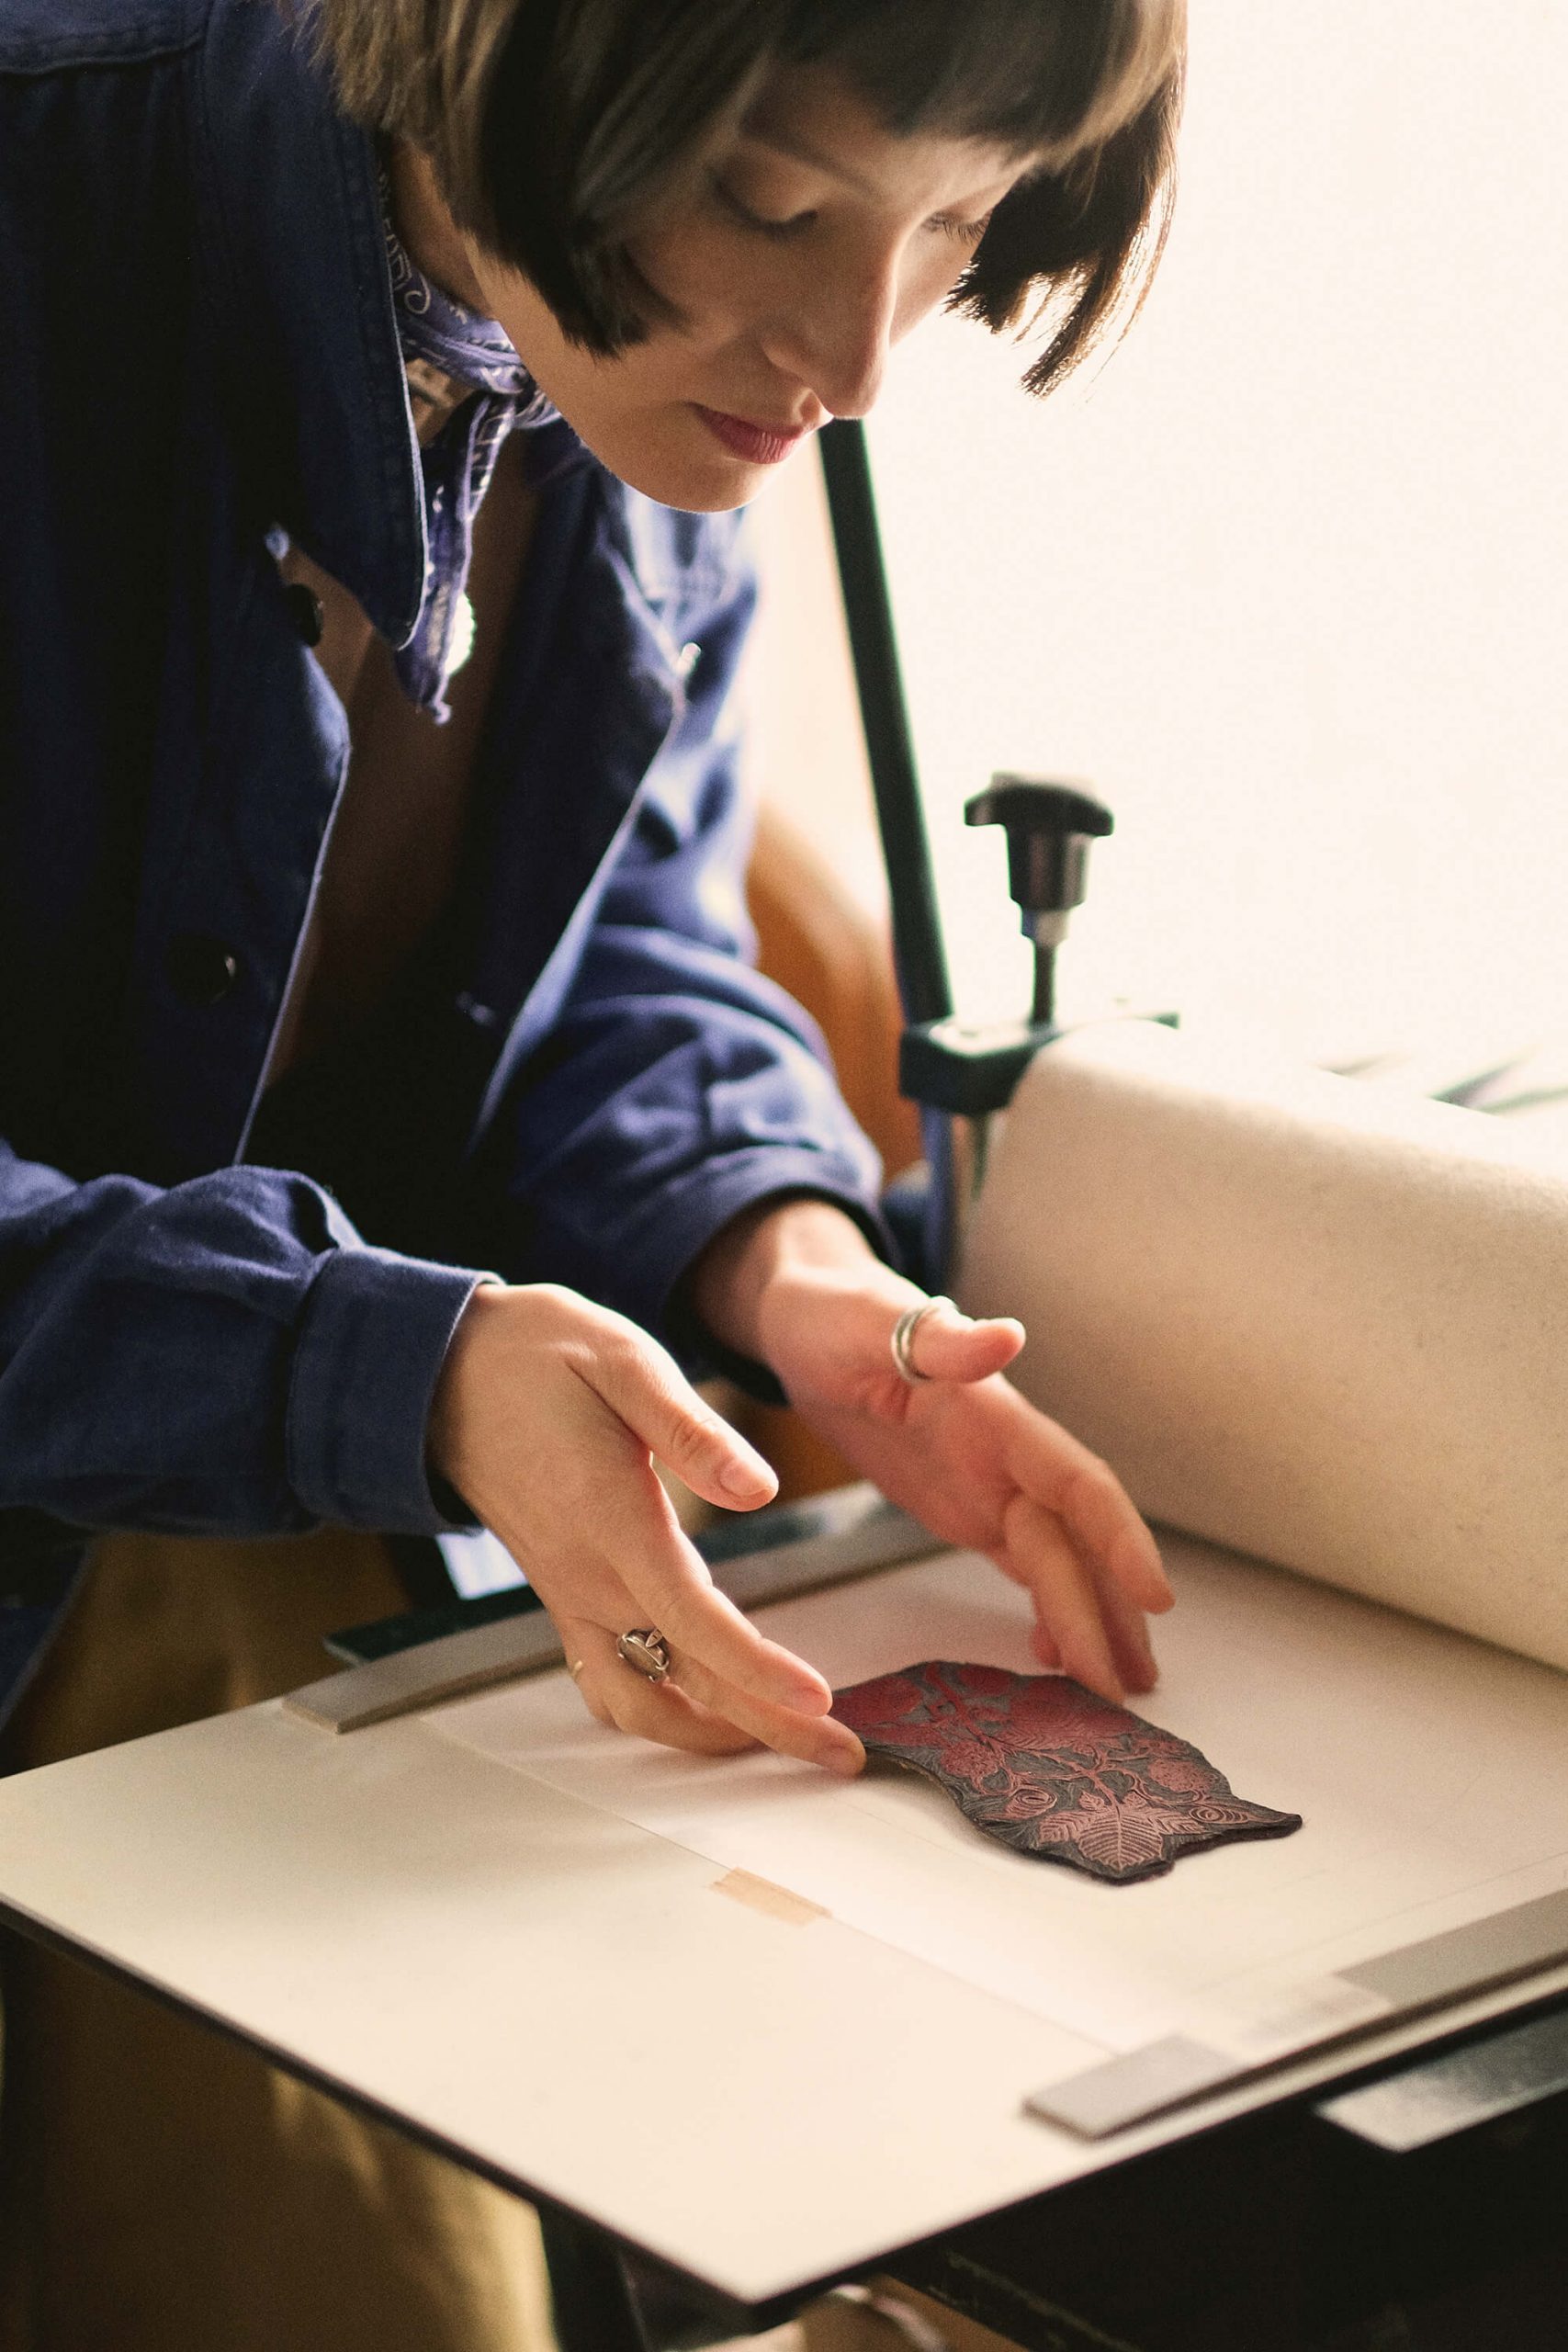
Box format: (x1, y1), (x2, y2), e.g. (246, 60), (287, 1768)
(380, 174), (554, 415)
(197, 0), (432, 646)
(195, 0), (637, 644)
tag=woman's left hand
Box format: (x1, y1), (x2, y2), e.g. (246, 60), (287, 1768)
(693, 1202), (1173, 1705)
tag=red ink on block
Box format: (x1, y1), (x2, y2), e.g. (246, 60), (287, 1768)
(832, 1661), (1302, 1884)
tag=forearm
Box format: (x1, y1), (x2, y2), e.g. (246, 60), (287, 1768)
(689, 1195), (912, 1368)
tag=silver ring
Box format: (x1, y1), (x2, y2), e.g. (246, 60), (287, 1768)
(891, 1295), (954, 1384)
(615, 1627), (672, 1684)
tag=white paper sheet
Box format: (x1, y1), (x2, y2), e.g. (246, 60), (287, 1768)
(428, 1539), (1568, 2080)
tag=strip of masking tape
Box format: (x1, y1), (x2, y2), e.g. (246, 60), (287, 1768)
(712, 1869), (829, 1928)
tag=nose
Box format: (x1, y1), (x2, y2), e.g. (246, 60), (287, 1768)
(760, 255), (899, 422)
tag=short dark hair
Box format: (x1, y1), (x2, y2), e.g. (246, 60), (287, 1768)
(306, 0), (1185, 395)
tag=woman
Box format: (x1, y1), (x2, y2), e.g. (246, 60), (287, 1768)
(0, 0), (1184, 2344)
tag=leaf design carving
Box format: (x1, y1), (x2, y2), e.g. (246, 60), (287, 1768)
(831, 1662), (1302, 1883)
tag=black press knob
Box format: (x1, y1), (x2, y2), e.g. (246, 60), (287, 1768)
(964, 776), (1113, 934)
(965, 775), (1113, 1027)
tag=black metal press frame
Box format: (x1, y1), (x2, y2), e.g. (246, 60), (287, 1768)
(815, 418), (953, 1036)
(818, 420), (1121, 1278)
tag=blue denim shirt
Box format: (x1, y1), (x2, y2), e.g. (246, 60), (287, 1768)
(0, 0), (886, 1715)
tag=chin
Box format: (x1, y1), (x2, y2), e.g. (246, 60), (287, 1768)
(579, 413), (802, 513)
(605, 448), (773, 514)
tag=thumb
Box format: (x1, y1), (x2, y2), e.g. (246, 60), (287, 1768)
(586, 1333), (779, 1510)
(903, 1299), (1025, 1385)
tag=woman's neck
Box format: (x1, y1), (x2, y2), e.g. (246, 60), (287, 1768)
(389, 141), (493, 315)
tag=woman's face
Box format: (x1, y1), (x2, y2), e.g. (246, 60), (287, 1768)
(457, 68), (1029, 510)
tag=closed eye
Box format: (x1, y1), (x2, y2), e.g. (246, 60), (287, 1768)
(710, 172), (993, 250)
(932, 210), (994, 246)
(709, 175), (815, 242)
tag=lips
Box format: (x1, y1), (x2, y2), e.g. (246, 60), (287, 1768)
(692, 405), (812, 465)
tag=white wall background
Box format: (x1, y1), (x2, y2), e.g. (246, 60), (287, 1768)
(750, 3), (1568, 1073)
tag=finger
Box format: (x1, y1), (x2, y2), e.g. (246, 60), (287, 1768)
(999, 1494), (1125, 1705)
(560, 1526), (837, 1724)
(1082, 1562), (1160, 1694)
(610, 1682), (761, 1755)
(1031, 1624), (1063, 1671)
(558, 1617), (624, 1729)
(907, 1302), (1024, 1385)
(1001, 1513), (1145, 1685)
(509, 1453), (829, 1719)
(1001, 1404), (1172, 1614)
(998, 1521), (1157, 1694)
(623, 1526), (835, 1718)
(582, 1329), (778, 1510)
(564, 1620), (759, 1755)
(574, 1673), (755, 1752)
(597, 1643), (861, 1775)
(669, 1653), (864, 1777)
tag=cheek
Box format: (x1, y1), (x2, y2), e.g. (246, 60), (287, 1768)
(631, 221), (764, 346)
(892, 243), (975, 344)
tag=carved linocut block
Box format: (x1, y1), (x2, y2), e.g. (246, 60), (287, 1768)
(832, 1661), (1302, 1884)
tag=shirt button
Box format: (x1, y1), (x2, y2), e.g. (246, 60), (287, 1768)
(285, 581), (326, 647)
(166, 933), (240, 1006)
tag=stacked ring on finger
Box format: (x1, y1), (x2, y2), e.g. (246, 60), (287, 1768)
(891, 1295), (953, 1385)
(615, 1626), (672, 1683)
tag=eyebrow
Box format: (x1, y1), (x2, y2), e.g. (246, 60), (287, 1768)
(740, 124), (879, 198)
(740, 120), (1025, 214)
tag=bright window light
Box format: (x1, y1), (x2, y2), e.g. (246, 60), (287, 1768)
(858, 2), (1568, 1072)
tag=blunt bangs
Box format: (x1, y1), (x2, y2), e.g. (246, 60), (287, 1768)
(303, 0), (1185, 394)
(786, 0), (1177, 164)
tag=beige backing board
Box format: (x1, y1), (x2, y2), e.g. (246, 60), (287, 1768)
(0, 1540), (1565, 2301)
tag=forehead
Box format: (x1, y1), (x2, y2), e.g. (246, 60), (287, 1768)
(736, 63), (1032, 202)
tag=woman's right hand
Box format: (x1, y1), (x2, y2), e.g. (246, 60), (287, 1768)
(427, 1283), (864, 1774)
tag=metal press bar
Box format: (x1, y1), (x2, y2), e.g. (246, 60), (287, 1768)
(288, 1487), (943, 1732)
(818, 418), (953, 1029)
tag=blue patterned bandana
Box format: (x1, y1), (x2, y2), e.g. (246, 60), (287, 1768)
(382, 184), (561, 720)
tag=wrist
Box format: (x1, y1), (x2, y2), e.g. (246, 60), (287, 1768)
(690, 1197), (903, 1366)
(427, 1279), (508, 1494)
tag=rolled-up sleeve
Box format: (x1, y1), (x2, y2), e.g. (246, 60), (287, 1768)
(0, 1141), (486, 1537)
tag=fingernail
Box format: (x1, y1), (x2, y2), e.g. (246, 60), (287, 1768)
(825, 1742), (864, 1778)
(720, 1453), (774, 1498)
